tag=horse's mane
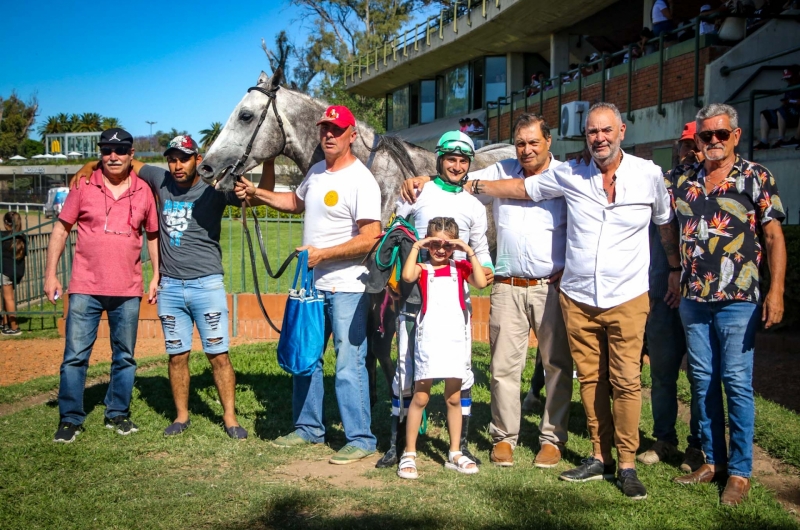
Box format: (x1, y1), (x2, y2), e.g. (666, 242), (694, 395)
(368, 135), (419, 180)
(278, 84), (419, 179)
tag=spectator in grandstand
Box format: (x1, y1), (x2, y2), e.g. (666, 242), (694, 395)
(699, 5), (717, 35)
(469, 118), (485, 136)
(640, 28), (657, 54)
(652, 0), (676, 36)
(459, 118), (469, 133)
(0, 212), (27, 336)
(754, 66), (800, 149)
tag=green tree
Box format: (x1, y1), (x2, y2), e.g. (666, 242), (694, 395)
(19, 138), (44, 157)
(155, 128), (189, 149)
(100, 117), (123, 130)
(282, 1), (446, 132)
(77, 112), (102, 132)
(199, 122), (223, 150)
(0, 91), (39, 158)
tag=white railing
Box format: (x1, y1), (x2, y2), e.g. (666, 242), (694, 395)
(0, 202), (46, 213)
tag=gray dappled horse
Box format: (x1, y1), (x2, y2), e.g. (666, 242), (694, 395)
(197, 68), (514, 408)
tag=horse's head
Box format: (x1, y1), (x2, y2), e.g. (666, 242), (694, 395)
(197, 69), (286, 191)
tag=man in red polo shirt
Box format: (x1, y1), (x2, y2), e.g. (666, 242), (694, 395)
(45, 128), (159, 443)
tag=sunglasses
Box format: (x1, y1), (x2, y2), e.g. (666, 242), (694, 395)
(697, 129), (734, 143)
(100, 146), (131, 156)
(428, 240), (456, 251)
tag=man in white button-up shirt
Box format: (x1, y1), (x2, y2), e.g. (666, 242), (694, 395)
(471, 103), (681, 500)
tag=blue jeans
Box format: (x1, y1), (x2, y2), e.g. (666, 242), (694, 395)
(157, 274), (229, 354)
(679, 299), (758, 478)
(646, 297), (700, 448)
(292, 290), (376, 451)
(59, 294), (140, 425)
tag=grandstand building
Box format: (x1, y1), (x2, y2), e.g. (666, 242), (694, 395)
(345, 0), (800, 222)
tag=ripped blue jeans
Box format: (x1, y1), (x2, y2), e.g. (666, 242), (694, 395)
(157, 274), (229, 355)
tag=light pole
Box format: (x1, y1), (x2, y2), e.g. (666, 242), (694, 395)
(146, 120), (157, 152)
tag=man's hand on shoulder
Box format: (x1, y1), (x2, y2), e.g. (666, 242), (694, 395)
(70, 161), (99, 189)
(400, 175), (431, 203)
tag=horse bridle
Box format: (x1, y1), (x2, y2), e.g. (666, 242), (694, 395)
(226, 85), (288, 181)
(225, 84), (297, 333)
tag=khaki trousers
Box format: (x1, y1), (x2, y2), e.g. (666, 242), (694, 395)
(559, 291), (650, 464)
(488, 281), (573, 448)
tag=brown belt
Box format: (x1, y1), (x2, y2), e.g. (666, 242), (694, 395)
(495, 276), (549, 287)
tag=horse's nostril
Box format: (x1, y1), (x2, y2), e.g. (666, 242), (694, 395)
(199, 164), (213, 175)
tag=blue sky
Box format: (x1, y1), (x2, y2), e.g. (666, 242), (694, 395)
(1, 1), (310, 140)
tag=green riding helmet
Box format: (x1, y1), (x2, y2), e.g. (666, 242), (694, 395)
(435, 131), (475, 185)
(435, 130), (475, 160)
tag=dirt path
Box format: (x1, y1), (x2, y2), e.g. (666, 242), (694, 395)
(0, 336), (263, 387)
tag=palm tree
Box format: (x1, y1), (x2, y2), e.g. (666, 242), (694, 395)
(77, 112), (102, 132)
(199, 122), (222, 150)
(57, 113), (74, 132)
(100, 116), (122, 130)
(38, 116), (62, 140)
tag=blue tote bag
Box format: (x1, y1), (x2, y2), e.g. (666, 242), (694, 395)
(277, 250), (326, 376)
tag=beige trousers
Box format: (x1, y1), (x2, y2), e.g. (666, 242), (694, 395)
(559, 291), (650, 464)
(488, 281), (573, 448)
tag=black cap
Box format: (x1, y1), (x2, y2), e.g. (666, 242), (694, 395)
(98, 127), (133, 146)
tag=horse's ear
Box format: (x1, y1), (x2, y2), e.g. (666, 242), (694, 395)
(257, 71), (269, 86)
(270, 67), (284, 90)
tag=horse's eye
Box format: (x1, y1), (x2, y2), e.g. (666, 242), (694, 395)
(239, 111), (253, 122)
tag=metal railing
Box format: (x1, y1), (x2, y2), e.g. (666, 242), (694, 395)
(0, 202), (45, 213)
(345, 0), (503, 83)
(725, 84), (800, 160)
(488, 12), (800, 143)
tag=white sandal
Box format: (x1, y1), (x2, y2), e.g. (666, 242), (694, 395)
(445, 450), (479, 475)
(397, 452), (419, 480)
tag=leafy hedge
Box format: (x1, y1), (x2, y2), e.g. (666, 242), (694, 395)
(223, 205), (303, 219)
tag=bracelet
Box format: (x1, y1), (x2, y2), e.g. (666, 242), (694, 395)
(467, 253), (476, 258)
(471, 179), (480, 195)
(669, 266), (681, 272)
(412, 245), (421, 251)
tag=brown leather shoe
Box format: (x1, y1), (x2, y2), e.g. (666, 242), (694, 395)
(534, 443), (562, 468)
(673, 464), (725, 485)
(490, 441), (514, 467)
(721, 476), (750, 506)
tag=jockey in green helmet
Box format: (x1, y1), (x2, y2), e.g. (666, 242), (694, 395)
(435, 131), (475, 187)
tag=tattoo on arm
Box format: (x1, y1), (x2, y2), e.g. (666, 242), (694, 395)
(658, 219), (681, 266)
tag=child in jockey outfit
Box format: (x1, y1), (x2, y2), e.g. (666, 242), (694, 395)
(397, 217), (488, 479)
(375, 131), (494, 469)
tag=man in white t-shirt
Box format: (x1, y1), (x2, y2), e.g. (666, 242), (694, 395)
(652, 0), (675, 36)
(235, 105), (381, 464)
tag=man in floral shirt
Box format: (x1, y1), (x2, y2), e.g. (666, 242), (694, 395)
(667, 103), (787, 506)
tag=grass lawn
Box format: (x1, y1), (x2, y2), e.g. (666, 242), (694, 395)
(1, 342), (797, 530)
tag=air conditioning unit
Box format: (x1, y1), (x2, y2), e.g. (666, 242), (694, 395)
(560, 101), (590, 139)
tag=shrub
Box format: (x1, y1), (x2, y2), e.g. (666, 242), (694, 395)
(223, 205), (302, 219)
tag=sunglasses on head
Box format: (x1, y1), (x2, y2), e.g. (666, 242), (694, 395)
(428, 240), (456, 251)
(100, 146), (131, 156)
(697, 129), (733, 143)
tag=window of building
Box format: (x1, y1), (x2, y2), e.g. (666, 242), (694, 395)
(420, 80), (436, 124)
(410, 82), (420, 126)
(485, 56), (507, 108)
(444, 63), (470, 117)
(392, 86), (410, 131)
(386, 93), (393, 132)
(471, 59), (484, 111)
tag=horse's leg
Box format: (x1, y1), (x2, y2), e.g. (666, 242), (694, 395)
(365, 293), (382, 409)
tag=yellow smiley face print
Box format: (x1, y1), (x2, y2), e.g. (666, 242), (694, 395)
(324, 190), (338, 207)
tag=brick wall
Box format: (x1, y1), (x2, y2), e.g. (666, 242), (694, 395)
(489, 47), (726, 143)
(57, 294), (536, 347)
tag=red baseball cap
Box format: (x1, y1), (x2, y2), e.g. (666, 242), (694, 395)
(680, 121), (696, 142)
(317, 105), (356, 129)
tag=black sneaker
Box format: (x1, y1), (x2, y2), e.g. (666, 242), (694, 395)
(105, 416), (139, 435)
(617, 468), (648, 500)
(559, 457), (616, 482)
(2, 328), (22, 336)
(783, 137), (800, 147)
(53, 422), (82, 443)
(753, 141), (770, 150)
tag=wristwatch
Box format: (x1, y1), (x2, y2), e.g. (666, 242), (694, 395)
(669, 266), (681, 272)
